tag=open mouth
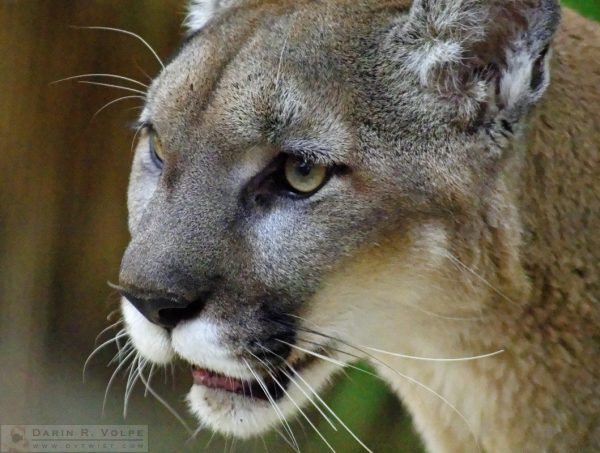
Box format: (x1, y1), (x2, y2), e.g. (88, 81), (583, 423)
(191, 351), (320, 401)
(192, 365), (291, 400)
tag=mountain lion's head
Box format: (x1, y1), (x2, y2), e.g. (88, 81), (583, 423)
(117, 0), (562, 443)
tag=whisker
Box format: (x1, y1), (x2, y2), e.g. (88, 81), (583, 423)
(108, 333), (131, 365)
(242, 358), (300, 453)
(94, 319), (123, 346)
(92, 95), (145, 119)
(260, 433), (269, 453)
(137, 360), (194, 435)
(281, 341), (347, 369)
(203, 430), (216, 449)
(78, 80), (147, 96)
(123, 355), (144, 418)
(110, 339), (133, 366)
(285, 314), (503, 363)
(258, 345), (373, 453)
(130, 122), (146, 154)
(285, 314), (491, 451)
(185, 422), (208, 445)
(361, 344), (504, 362)
(248, 351), (335, 453)
(106, 308), (122, 322)
(74, 26), (165, 70)
(257, 346), (337, 432)
(281, 339), (482, 453)
(133, 58), (154, 83)
(440, 251), (520, 307)
(399, 301), (486, 321)
(273, 426), (300, 453)
(284, 362), (373, 453)
(50, 73), (148, 89)
(83, 329), (128, 382)
(297, 333), (504, 364)
(103, 347), (137, 416)
(144, 364), (156, 397)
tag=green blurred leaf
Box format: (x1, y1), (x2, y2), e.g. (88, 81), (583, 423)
(562, 0), (600, 20)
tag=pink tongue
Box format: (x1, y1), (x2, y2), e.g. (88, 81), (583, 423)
(192, 367), (245, 393)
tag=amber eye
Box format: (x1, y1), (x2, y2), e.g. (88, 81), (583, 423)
(283, 155), (328, 194)
(149, 131), (165, 165)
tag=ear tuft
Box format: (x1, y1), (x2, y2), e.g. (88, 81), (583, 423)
(393, 0), (561, 124)
(184, 0), (237, 34)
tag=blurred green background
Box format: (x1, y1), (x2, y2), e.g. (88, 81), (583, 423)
(562, 0), (600, 20)
(0, 2), (597, 452)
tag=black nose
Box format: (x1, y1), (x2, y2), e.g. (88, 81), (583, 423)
(117, 287), (205, 329)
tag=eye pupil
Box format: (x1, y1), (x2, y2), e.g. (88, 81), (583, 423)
(295, 160), (313, 176)
(283, 155), (328, 195)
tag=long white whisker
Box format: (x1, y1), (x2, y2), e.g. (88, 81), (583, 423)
(110, 340), (133, 366)
(144, 364), (156, 397)
(123, 355), (144, 418)
(94, 320), (123, 345)
(440, 251), (520, 307)
(51, 73), (148, 89)
(282, 342), (348, 368)
(272, 426), (300, 452)
(257, 346), (337, 432)
(242, 358), (300, 453)
(299, 334), (504, 364)
(259, 344), (373, 452)
(260, 433), (270, 453)
(92, 95), (145, 119)
(137, 361), (194, 435)
(248, 351), (335, 453)
(287, 315), (503, 363)
(280, 367), (338, 431)
(361, 345), (504, 362)
(123, 354), (139, 412)
(281, 340), (482, 453)
(130, 122), (145, 154)
(78, 80), (147, 95)
(110, 335), (132, 364)
(75, 26), (165, 70)
(103, 347), (137, 415)
(398, 301), (485, 321)
(284, 363), (373, 453)
(205, 430), (218, 449)
(185, 422), (206, 445)
(83, 330), (128, 382)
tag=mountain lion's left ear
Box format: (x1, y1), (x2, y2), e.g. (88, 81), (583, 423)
(185, 0), (240, 33)
(389, 0), (561, 130)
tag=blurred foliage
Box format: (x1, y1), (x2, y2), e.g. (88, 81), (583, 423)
(563, 0), (600, 20)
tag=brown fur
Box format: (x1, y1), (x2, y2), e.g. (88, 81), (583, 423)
(119, 2), (599, 451)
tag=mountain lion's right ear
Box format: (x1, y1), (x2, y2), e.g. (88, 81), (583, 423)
(184, 0), (240, 33)
(388, 0), (561, 129)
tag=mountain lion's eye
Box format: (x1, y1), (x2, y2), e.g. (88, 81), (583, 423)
(284, 155), (328, 194)
(149, 131), (165, 166)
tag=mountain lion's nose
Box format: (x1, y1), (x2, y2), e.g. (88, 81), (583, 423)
(117, 287), (206, 329)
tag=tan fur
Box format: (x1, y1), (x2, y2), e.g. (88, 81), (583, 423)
(312, 10), (600, 452)
(120, 2), (600, 451)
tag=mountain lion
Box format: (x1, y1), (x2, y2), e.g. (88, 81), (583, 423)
(114, 0), (600, 451)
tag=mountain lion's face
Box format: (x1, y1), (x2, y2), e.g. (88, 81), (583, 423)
(118, 0), (558, 439)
